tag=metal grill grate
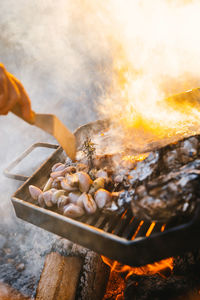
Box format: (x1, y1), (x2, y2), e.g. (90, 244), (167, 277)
(79, 205), (165, 241)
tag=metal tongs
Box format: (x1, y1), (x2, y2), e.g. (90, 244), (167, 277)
(11, 103), (76, 161)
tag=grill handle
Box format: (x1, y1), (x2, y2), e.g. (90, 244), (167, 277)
(4, 142), (59, 181)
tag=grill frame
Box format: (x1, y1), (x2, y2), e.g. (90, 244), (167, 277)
(7, 142), (200, 267)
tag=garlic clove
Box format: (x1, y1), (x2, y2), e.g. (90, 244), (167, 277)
(82, 193), (97, 214)
(94, 189), (112, 209)
(51, 179), (61, 189)
(92, 177), (105, 191)
(50, 188), (57, 193)
(51, 162), (63, 172)
(57, 176), (65, 181)
(76, 193), (85, 208)
(63, 203), (85, 218)
(76, 163), (89, 173)
(57, 195), (70, 209)
(43, 190), (54, 207)
(43, 178), (53, 192)
(114, 175), (124, 183)
(29, 185), (42, 200)
(52, 190), (65, 204)
(65, 166), (76, 174)
(53, 164), (66, 172)
(61, 179), (78, 192)
(38, 193), (45, 207)
(68, 191), (82, 204)
(50, 168), (68, 179)
(96, 169), (108, 179)
(76, 172), (92, 193)
(65, 173), (79, 187)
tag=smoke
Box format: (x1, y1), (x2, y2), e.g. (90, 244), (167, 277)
(2, 0), (200, 155)
(0, 0), (115, 296)
(0, 0), (115, 124)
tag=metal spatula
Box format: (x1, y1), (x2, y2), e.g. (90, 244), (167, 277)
(11, 103), (76, 161)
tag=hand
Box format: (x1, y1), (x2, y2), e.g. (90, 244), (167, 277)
(0, 63), (33, 121)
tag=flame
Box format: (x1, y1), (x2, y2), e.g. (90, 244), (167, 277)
(102, 221), (173, 280)
(102, 256), (173, 280)
(97, 0), (200, 153)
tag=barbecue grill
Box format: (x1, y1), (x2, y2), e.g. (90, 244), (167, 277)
(4, 120), (200, 267)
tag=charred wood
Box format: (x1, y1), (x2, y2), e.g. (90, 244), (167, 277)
(70, 244), (110, 300)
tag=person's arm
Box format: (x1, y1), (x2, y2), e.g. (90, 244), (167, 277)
(0, 63), (33, 121)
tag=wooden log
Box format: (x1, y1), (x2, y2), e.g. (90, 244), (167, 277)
(71, 244), (110, 300)
(36, 252), (83, 300)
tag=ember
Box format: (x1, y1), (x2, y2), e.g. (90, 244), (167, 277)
(102, 222), (174, 297)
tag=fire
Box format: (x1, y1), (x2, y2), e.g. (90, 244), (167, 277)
(102, 256), (174, 280)
(102, 221), (173, 280)
(97, 0), (200, 153)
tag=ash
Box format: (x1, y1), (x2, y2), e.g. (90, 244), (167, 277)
(0, 219), (60, 297)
